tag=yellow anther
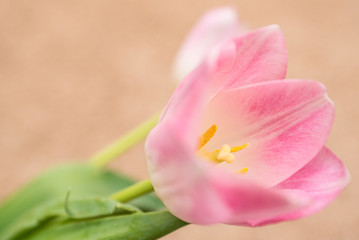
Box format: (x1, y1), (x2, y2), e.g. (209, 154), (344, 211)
(217, 144), (235, 163)
(236, 167), (248, 175)
(198, 124), (217, 149)
(231, 143), (249, 153)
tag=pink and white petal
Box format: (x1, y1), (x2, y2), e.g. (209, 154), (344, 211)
(201, 80), (335, 187)
(158, 62), (210, 132)
(164, 25), (288, 123)
(214, 171), (308, 225)
(146, 123), (230, 224)
(207, 25), (288, 91)
(146, 60), (226, 224)
(173, 7), (245, 82)
(147, 94), (232, 224)
(277, 147), (349, 196)
(245, 147), (350, 226)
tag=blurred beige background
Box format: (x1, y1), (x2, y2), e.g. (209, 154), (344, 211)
(0, 0), (358, 239)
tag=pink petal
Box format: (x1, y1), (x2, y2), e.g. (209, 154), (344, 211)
(247, 147), (350, 226)
(159, 62), (210, 127)
(212, 170), (307, 225)
(146, 81), (232, 224)
(163, 25), (288, 123)
(146, 125), (232, 224)
(173, 7), (245, 82)
(201, 80), (335, 187)
(206, 25), (288, 92)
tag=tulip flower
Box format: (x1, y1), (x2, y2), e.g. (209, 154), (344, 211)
(145, 24), (349, 226)
(173, 7), (246, 82)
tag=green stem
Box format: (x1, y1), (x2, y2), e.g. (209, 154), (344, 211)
(90, 113), (160, 169)
(110, 179), (154, 203)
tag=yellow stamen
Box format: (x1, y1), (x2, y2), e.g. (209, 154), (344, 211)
(231, 143), (249, 153)
(217, 144), (234, 163)
(214, 143), (249, 153)
(198, 124), (217, 149)
(236, 167), (248, 175)
(197, 125), (249, 174)
(202, 143), (249, 164)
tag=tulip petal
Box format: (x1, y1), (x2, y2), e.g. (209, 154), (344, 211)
(201, 80), (335, 187)
(147, 91), (234, 224)
(245, 147), (350, 226)
(207, 25), (288, 92)
(173, 7), (245, 82)
(159, 62), (210, 129)
(163, 25), (288, 123)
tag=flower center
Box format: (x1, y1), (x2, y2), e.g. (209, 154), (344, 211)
(198, 124), (249, 175)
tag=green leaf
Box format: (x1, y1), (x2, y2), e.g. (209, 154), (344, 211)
(2, 200), (65, 240)
(64, 193), (141, 219)
(4, 197), (186, 240)
(4, 195), (148, 240)
(65, 193), (117, 219)
(21, 211), (187, 240)
(0, 163), (164, 238)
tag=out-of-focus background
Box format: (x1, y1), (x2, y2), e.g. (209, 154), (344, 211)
(0, 0), (358, 239)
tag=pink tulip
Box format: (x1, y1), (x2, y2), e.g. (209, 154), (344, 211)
(146, 24), (349, 226)
(173, 7), (246, 82)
